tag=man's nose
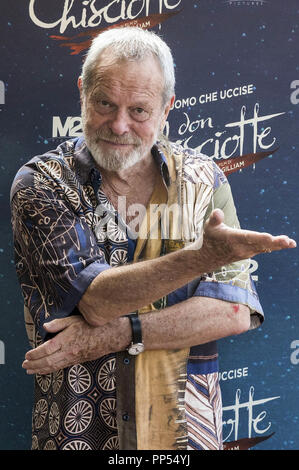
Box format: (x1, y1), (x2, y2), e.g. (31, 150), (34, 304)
(108, 109), (131, 135)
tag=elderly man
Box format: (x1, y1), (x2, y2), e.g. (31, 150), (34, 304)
(11, 27), (295, 451)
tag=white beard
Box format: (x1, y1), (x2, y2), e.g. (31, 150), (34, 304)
(85, 136), (145, 171)
(82, 110), (160, 172)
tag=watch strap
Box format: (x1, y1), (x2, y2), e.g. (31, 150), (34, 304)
(127, 313), (142, 344)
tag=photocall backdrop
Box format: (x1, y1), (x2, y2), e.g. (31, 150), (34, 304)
(0, 0), (298, 451)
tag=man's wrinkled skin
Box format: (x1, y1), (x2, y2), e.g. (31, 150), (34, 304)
(22, 208), (296, 375)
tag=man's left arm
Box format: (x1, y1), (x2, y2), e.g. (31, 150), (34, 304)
(20, 164), (281, 374)
(22, 295), (249, 375)
(188, 166), (264, 329)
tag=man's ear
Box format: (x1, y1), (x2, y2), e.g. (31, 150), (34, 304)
(77, 76), (83, 104)
(161, 95), (175, 131)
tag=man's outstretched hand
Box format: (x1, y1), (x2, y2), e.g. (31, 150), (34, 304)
(194, 208), (296, 271)
(22, 209), (296, 376)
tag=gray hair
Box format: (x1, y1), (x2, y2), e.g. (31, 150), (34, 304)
(81, 27), (175, 106)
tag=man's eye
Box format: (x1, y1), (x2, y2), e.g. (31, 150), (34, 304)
(94, 99), (114, 114)
(97, 100), (112, 109)
(131, 107), (149, 122)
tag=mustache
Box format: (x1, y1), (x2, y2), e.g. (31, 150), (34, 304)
(94, 128), (142, 146)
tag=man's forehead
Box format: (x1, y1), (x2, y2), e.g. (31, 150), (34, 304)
(90, 53), (164, 98)
(95, 47), (160, 69)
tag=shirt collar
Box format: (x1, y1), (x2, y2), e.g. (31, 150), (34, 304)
(73, 136), (171, 187)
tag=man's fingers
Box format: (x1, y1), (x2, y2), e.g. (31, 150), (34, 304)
(24, 317), (77, 361)
(23, 350), (67, 375)
(208, 208), (224, 227)
(254, 233), (296, 253)
(24, 337), (61, 361)
(210, 221), (296, 253)
(43, 316), (77, 333)
(272, 235), (296, 249)
(22, 316), (89, 375)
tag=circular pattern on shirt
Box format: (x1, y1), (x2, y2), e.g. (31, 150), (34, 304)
(43, 439), (57, 450)
(49, 402), (60, 436)
(62, 440), (92, 450)
(109, 248), (127, 266)
(83, 209), (95, 227)
(102, 435), (119, 450)
(68, 364), (92, 394)
(94, 219), (108, 243)
(82, 184), (96, 208)
(64, 400), (93, 435)
(37, 159), (62, 180)
(36, 373), (52, 393)
(97, 357), (116, 392)
(34, 399), (48, 430)
(107, 218), (127, 243)
(33, 172), (50, 188)
(52, 369), (64, 395)
(62, 186), (81, 211)
(99, 397), (117, 429)
(97, 190), (114, 211)
(31, 435), (39, 450)
(35, 330), (43, 348)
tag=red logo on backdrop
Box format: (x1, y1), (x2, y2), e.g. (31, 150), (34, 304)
(31, 2), (281, 175)
(224, 432), (275, 450)
(50, 11), (180, 55)
(216, 148), (278, 176)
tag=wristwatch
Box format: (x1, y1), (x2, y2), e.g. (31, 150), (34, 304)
(126, 313), (145, 356)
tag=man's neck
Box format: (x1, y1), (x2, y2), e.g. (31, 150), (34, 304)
(98, 151), (159, 196)
(98, 150), (161, 225)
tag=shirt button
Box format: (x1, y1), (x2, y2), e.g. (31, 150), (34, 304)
(122, 413), (130, 422)
(123, 358), (130, 365)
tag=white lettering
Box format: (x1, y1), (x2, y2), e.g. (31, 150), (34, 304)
(126, 203), (147, 239)
(174, 103), (284, 160)
(290, 80), (299, 105)
(247, 258), (259, 281)
(219, 367), (248, 381)
(126, 0), (145, 19)
(178, 112), (213, 136)
(163, 0), (182, 9)
(149, 202), (184, 240)
(220, 84), (254, 100)
(0, 80), (5, 104)
(52, 116), (82, 137)
(225, 103), (284, 155)
(93, 198), (200, 242)
(0, 340), (5, 365)
(171, 96), (197, 110)
(199, 91), (218, 104)
(108, 454), (143, 467)
(152, 454), (190, 466)
(29, 0), (182, 34)
(29, 0), (74, 30)
(290, 340), (299, 365)
(222, 386), (279, 442)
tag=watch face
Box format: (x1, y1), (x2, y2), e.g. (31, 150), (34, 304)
(128, 343), (145, 355)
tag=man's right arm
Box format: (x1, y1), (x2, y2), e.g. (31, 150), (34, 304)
(79, 208), (296, 326)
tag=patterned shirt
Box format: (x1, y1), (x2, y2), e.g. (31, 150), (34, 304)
(10, 137), (264, 450)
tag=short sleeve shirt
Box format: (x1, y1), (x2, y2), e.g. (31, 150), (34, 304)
(10, 137), (263, 450)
